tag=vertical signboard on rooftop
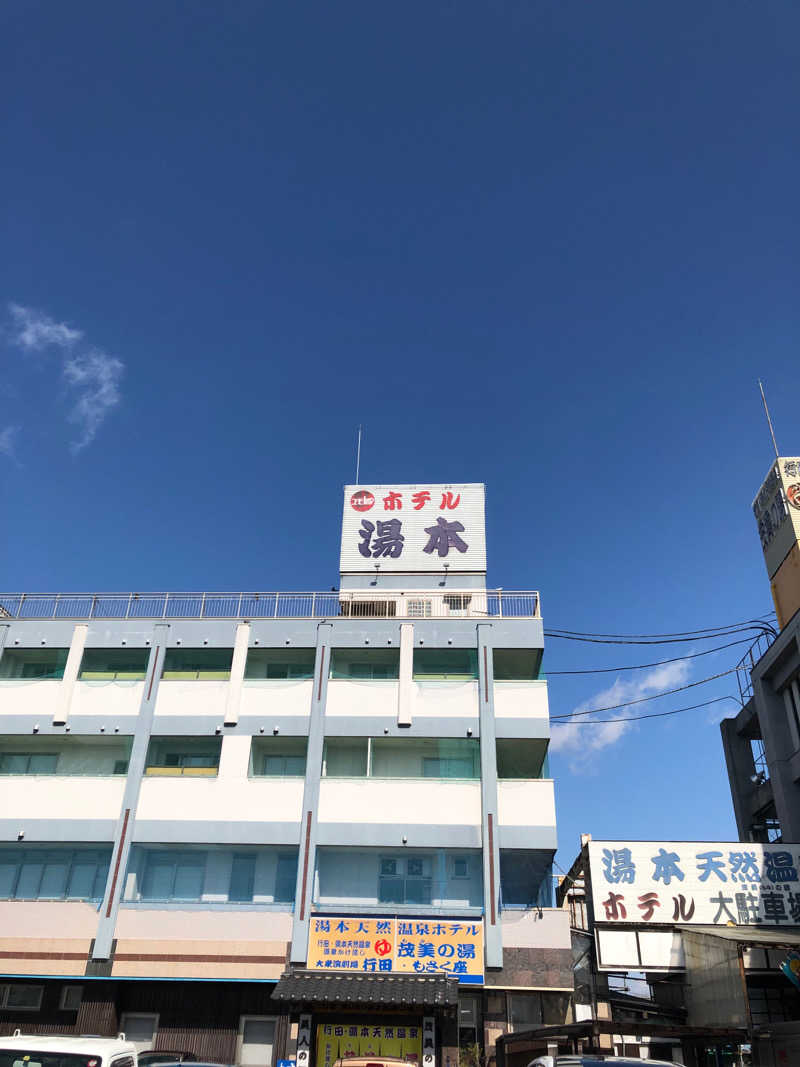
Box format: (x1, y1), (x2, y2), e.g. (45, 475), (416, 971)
(753, 458), (800, 627)
(340, 484), (486, 573)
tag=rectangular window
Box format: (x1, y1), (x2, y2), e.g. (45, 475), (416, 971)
(79, 648), (150, 680)
(323, 738), (368, 777)
(496, 738), (549, 779)
(0, 648), (69, 680)
(378, 855), (432, 904)
(230, 854), (256, 902)
(250, 737), (307, 777)
(453, 856), (469, 879)
(245, 648), (316, 680)
(161, 648), (233, 680)
(140, 852), (206, 901)
(274, 854), (298, 903)
(0, 983), (44, 1011)
(500, 850), (553, 908)
(493, 649), (542, 681)
(371, 737), (480, 778)
(145, 737), (222, 776)
(413, 648), (478, 680)
(59, 985), (83, 1011)
(0, 737), (132, 777)
(329, 648), (400, 680)
(238, 1016), (276, 1067)
(0, 848), (110, 901)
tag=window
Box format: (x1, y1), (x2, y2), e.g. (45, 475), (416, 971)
(229, 854), (256, 902)
(145, 737), (221, 776)
(274, 854), (298, 903)
(0, 848), (110, 900)
(413, 648), (478, 680)
(245, 648), (316, 680)
(407, 599), (432, 619)
(453, 856), (469, 879)
(372, 737), (479, 778)
(499, 850), (553, 909)
(161, 648), (233, 680)
(141, 852), (206, 900)
(330, 648), (400, 680)
(0, 649), (69, 680)
(79, 648), (150, 680)
(378, 855), (432, 904)
(237, 1016), (276, 1067)
(493, 649), (542, 681)
(496, 738), (549, 779)
(323, 738), (368, 777)
(507, 992), (543, 1029)
(444, 595), (471, 615)
(0, 983), (43, 1011)
(120, 1013), (159, 1052)
(250, 737), (307, 777)
(59, 985), (83, 1011)
(0, 737), (132, 777)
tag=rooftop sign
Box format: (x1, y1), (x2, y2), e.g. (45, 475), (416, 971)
(339, 483), (486, 573)
(753, 458), (800, 579)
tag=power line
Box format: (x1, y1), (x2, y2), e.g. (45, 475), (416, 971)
(544, 626), (772, 646)
(549, 667), (738, 720)
(551, 694), (740, 726)
(545, 613), (775, 640)
(545, 636), (754, 675)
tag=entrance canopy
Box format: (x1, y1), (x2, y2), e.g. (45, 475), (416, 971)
(273, 970), (459, 1009)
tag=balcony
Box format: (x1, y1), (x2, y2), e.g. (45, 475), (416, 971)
(0, 589), (541, 621)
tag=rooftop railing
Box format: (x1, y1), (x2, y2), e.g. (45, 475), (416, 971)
(0, 590), (540, 622)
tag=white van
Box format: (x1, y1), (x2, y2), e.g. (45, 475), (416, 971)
(0, 1033), (138, 1067)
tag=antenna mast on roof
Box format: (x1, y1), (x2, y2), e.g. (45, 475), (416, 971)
(759, 380), (780, 460)
(355, 424), (363, 483)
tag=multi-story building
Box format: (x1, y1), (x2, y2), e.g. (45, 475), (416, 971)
(0, 483), (571, 1067)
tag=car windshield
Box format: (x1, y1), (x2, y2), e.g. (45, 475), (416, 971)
(0, 1052), (104, 1067)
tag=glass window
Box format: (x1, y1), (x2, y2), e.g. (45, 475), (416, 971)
(0, 737), (132, 777)
(371, 737), (480, 778)
(230, 854), (256, 902)
(496, 738), (549, 779)
(79, 648), (150, 680)
(323, 738), (368, 777)
(250, 737), (307, 777)
(413, 648), (478, 680)
(0, 649), (69, 680)
(39, 854), (70, 898)
(500, 850), (553, 908)
(145, 737), (221, 775)
(245, 648), (316, 680)
(0, 752), (58, 774)
(274, 854), (298, 903)
(378, 855), (432, 904)
(0, 848), (109, 901)
(493, 649), (541, 681)
(161, 648), (233, 680)
(330, 648), (400, 680)
(141, 852), (206, 901)
(2, 983), (44, 1010)
(508, 992), (543, 1028)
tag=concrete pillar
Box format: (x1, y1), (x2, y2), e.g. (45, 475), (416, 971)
(398, 622), (414, 725)
(477, 623), (502, 969)
(224, 621), (250, 726)
(290, 624), (332, 962)
(720, 711), (758, 840)
(53, 623), (88, 725)
(92, 626), (168, 960)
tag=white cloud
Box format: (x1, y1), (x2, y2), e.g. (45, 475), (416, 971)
(63, 350), (124, 452)
(0, 425), (19, 459)
(9, 303), (83, 351)
(550, 659), (691, 770)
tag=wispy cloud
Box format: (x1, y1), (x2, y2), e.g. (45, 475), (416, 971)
(5, 303), (124, 454)
(0, 425), (19, 460)
(9, 303), (83, 351)
(63, 350), (124, 452)
(550, 659), (692, 771)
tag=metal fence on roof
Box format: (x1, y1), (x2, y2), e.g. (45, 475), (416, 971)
(0, 590), (540, 621)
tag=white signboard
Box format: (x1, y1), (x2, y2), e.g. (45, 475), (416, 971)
(340, 484), (486, 573)
(589, 841), (800, 927)
(753, 458), (800, 579)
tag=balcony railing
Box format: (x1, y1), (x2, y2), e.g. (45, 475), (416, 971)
(0, 590), (540, 621)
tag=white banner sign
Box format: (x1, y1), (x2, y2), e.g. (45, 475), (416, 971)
(753, 457), (800, 578)
(340, 484), (486, 573)
(589, 840), (800, 927)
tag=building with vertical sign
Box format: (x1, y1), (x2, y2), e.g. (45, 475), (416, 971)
(0, 483), (571, 1066)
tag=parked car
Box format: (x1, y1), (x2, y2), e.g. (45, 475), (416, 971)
(528, 1057), (683, 1067)
(139, 1054), (199, 1067)
(0, 1032), (138, 1067)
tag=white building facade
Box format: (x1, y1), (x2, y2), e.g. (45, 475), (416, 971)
(0, 484), (571, 1066)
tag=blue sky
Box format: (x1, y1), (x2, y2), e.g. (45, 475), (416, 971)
(2, 2), (799, 867)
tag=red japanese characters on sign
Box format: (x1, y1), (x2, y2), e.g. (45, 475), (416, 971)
(350, 490), (375, 512)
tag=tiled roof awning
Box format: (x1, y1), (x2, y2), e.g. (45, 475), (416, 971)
(273, 970), (459, 1008)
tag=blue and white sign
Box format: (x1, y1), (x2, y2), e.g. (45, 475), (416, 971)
(589, 840), (800, 927)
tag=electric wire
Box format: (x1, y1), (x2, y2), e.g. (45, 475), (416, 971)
(544, 613), (775, 640)
(544, 636), (754, 675)
(549, 667), (739, 720)
(551, 694), (740, 726)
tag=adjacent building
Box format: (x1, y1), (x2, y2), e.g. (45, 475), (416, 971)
(0, 483), (572, 1067)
